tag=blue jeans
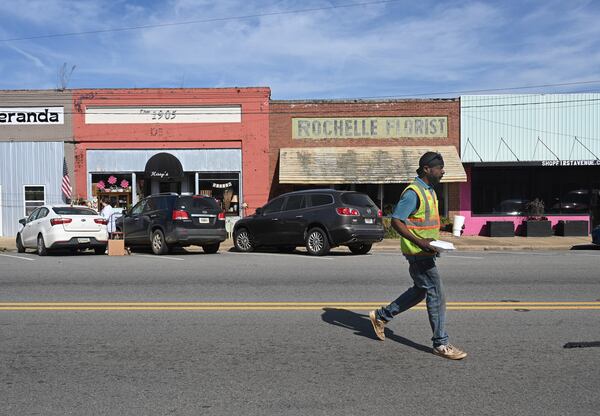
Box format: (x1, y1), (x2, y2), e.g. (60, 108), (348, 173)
(376, 256), (448, 347)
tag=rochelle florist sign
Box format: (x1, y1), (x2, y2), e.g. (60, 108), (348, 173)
(0, 107), (64, 125)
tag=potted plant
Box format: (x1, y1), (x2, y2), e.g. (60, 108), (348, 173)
(522, 198), (552, 237)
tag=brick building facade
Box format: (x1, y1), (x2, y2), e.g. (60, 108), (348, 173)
(269, 99), (465, 219)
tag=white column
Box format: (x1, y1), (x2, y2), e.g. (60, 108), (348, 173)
(195, 172), (199, 195)
(131, 172), (137, 205)
(87, 173), (92, 200)
(378, 184), (384, 210)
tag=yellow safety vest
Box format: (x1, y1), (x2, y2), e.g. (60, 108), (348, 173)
(400, 180), (440, 256)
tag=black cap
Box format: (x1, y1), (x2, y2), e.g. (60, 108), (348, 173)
(417, 151), (444, 175)
(419, 151), (444, 168)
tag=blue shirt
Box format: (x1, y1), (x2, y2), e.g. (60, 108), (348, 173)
(392, 177), (433, 223)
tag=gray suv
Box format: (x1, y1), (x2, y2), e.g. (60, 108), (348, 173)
(233, 189), (384, 256)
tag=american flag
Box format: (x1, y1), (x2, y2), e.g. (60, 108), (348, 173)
(61, 158), (72, 202)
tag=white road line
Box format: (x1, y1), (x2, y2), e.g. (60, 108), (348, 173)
(134, 254), (184, 261)
(0, 253), (36, 261)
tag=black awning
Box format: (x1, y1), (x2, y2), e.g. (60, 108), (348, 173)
(144, 152), (184, 181)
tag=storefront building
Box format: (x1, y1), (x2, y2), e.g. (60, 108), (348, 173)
(71, 88), (271, 226)
(460, 94), (600, 235)
(269, 99), (466, 218)
(0, 91), (74, 236)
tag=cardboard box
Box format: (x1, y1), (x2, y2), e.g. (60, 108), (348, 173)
(108, 239), (126, 256)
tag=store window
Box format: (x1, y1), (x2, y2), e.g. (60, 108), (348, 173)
(472, 166), (600, 215)
(92, 173), (133, 208)
(198, 172), (240, 216)
(24, 185), (45, 216)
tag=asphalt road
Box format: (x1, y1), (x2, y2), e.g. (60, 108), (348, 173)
(1, 248), (599, 415)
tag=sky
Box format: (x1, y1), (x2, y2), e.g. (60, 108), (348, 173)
(1, 0), (600, 99)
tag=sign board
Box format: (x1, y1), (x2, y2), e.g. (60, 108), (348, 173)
(85, 106), (241, 124)
(0, 107), (64, 125)
(292, 117), (448, 139)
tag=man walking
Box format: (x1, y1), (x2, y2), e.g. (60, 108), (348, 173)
(369, 151), (467, 360)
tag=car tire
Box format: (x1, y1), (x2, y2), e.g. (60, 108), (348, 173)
(94, 247), (106, 255)
(37, 234), (48, 256)
(305, 227), (330, 256)
(348, 243), (372, 255)
(151, 229), (169, 255)
(202, 243), (220, 254)
(234, 228), (254, 252)
(16, 234), (25, 253)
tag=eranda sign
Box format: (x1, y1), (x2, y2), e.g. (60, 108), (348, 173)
(0, 107), (64, 125)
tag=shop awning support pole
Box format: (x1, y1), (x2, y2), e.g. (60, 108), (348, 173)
(498, 137), (520, 162)
(535, 137), (560, 160)
(572, 136), (600, 160)
(464, 138), (483, 162)
(195, 172), (199, 195)
(378, 184), (384, 211)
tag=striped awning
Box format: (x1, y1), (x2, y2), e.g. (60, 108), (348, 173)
(279, 146), (467, 184)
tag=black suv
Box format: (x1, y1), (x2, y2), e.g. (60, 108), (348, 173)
(115, 193), (227, 254)
(233, 189), (384, 256)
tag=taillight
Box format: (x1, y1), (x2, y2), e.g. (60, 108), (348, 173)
(94, 218), (108, 225)
(172, 210), (190, 220)
(217, 211), (225, 220)
(336, 207), (360, 216)
(377, 210), (383, 217)
(50, 218), (72, 226)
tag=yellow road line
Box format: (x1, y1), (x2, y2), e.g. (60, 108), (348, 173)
(0, 301), (599, 306)
(0, 301), (598, 311)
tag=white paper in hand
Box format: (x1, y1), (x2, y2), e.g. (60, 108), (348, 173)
(430, 240), (456, 252)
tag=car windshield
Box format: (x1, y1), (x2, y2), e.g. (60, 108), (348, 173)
(177, 196), (221, 211)
(340, 192), (377, 207)
(52, 207), (98, 215)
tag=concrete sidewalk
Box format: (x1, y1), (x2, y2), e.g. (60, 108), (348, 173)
(1, 233), (596, 252)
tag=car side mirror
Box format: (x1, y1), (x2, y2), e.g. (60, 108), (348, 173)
(19, 218), (26, 226)
(255, 207), (263, 216)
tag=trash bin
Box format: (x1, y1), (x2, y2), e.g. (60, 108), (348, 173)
(452, 215), (465, 237)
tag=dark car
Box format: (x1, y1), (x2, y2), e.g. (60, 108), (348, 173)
(592, 225), (600, 245)
(233, 189), (384, 256)
(115, 193), (227, 254)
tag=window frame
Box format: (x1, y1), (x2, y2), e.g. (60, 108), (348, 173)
(23, 185), (46, 217)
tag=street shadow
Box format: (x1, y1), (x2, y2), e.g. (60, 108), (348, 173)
(570, 244), (600, 251)
(321, 308), (432, 354)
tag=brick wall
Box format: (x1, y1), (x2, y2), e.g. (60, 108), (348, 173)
(269, 99), (461, 213)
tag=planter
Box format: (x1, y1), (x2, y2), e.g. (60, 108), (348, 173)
(522, 220), (552, 237)
(486, 221), (515, 237)
(556, 220), (588, 236)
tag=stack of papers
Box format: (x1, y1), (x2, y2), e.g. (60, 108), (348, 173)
(430, 240), (456, 252)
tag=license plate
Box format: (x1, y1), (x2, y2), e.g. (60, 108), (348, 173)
(78, 238), (90, 243)
(365, 218), (374, 224)
(198, 218), (210, 224)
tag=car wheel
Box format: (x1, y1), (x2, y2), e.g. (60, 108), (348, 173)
(151, 229), (169, 255)
(94, 247), (106, 255)
(16, 234), (25, 253)
(202, 243), (220, 254)
(348, 243), (372, 255)
(305, 227), (330, 256)
(234, 228), (254, 252)
(37, 234), (48, 256)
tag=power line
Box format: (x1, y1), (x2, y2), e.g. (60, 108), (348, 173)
(0, 0), (401, 43)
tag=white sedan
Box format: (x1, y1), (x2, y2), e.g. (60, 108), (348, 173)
(16, 205), (109, 255)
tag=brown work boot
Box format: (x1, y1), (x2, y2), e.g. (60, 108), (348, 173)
(433, 344), (467, 360)
(369, 310), (386, 341)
